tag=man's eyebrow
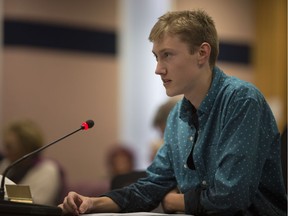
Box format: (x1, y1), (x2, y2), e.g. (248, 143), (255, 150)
(152, 48), (172, 55)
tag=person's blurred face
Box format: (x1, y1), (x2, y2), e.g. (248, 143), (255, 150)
(111, 153), (133, 176)
(3, 131), (25, 163)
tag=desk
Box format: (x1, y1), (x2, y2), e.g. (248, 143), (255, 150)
(84, 213), (190, 216)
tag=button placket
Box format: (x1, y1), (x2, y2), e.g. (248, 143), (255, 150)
(201, 180), (208, 189)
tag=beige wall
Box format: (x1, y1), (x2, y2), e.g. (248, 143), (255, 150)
(2, 0), (119, 186)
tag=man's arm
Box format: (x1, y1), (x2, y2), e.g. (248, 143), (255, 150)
(59, 192), (120, 215)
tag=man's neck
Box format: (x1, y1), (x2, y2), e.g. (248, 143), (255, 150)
(186, 68), (213, 109)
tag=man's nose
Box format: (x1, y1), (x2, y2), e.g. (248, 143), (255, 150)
(155, 62), (166, 75)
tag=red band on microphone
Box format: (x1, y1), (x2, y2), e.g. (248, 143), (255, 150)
(81, 122), (89, 130)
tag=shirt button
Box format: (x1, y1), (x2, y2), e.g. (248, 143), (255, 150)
(184, 164), (187, 168)
(202, 180), (207, 185)
(189, 136), (193, 141)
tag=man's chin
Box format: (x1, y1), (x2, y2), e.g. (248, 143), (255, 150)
(166, 91), (179, 97)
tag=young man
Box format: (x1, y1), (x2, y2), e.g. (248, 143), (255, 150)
(59, 10), (287, 215)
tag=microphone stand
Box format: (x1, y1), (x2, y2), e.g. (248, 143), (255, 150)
(0, 120), (92, 201)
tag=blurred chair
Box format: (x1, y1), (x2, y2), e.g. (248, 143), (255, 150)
(110, 170), (147, 190)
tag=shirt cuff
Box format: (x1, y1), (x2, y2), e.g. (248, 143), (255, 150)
(184, 186), (204, 215)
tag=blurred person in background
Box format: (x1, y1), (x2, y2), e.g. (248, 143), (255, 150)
(150, 98), (179, 161)
(106, 145), (135, 178)
(0, 119), (66, 206)
(106, 144), (146, 191)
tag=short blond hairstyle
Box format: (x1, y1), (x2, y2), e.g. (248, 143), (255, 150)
(149, 10), (219, 68)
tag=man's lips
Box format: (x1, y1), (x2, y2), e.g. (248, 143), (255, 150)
(162, 78), (171, 83)
(162, 78), (171, 86)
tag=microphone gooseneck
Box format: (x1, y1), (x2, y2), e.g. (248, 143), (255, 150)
(0, 120), (94, 201)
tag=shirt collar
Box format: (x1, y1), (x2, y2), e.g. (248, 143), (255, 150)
(179, 97), (197, 125)
(180, 66), (227, 117)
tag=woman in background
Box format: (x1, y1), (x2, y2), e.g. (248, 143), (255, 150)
(0, 119), (65, 206)
(106, 145), (135, 177)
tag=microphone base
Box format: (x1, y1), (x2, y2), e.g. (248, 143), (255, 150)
(0, 200), (62, 216)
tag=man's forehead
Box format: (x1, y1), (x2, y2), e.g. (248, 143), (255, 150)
(152, 35), (186, 52)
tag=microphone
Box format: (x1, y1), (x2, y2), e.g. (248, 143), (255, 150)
(0, 119), (94, 201)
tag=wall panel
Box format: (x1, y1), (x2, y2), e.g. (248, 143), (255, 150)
(2, 0), (118, 187)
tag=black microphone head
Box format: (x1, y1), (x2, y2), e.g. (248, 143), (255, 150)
(86, 120), (94, 128)
(81, 120), (94, 130)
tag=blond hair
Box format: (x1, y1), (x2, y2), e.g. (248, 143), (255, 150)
(149, 10), (219, 68)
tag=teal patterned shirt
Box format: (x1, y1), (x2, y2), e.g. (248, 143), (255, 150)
(105, 67), (287, 215)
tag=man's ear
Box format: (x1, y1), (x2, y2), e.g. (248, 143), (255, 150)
(198, 42), (211, 65)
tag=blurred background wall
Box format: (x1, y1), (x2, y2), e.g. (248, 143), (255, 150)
(0, 0), (286, 188)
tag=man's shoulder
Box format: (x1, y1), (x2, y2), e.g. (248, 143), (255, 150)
(222, 76), (263, 101)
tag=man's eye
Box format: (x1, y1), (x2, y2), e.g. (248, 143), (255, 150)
(164, 52), (171, 58)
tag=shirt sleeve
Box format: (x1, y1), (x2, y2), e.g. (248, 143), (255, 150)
(103, 143), (178, 212)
